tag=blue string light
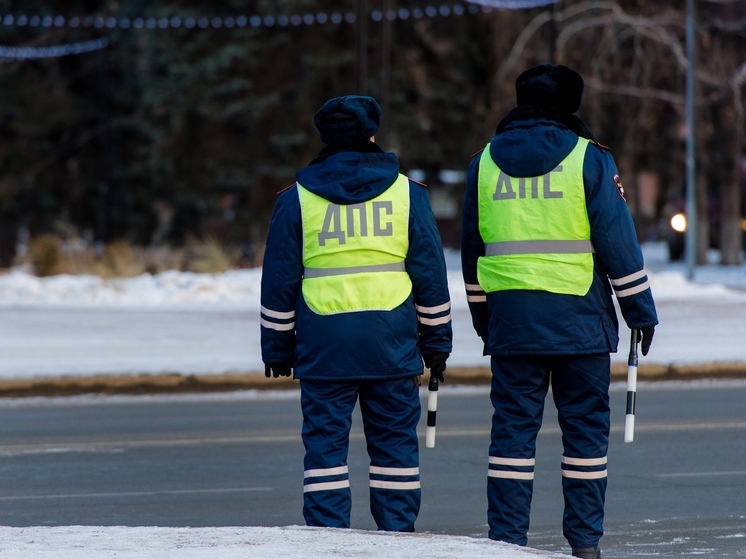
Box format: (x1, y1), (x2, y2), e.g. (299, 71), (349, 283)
(0, 2), (546, 32)
(0, 37), (109, 58)
(464, 0), (558, 8)
(0, 0), (559, 58)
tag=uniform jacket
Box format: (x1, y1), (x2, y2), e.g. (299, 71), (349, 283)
(461, 107), (658, 355)
(261, 140), (453, 379)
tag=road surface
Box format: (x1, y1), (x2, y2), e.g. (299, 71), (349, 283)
(1, 382), (745, 557)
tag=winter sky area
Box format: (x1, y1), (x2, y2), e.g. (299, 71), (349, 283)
(0, 241), (745, 558)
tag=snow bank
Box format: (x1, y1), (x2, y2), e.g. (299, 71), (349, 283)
(0, 268), (263, 308)
(1, 256), (746, 309)
(0, 525), (568, 559)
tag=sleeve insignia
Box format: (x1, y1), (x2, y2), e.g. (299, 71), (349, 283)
(613, 174), (626, 202)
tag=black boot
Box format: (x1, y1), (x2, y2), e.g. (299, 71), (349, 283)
(571, 547), (601, 559)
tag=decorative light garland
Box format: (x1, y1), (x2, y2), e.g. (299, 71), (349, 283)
(0, 1), (559, 31)
(0, 1), (559, 58)
(0, 37), (109, 59)
(463, 0), (559, 8)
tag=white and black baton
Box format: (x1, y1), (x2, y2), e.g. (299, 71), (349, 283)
(425, 374), (439, 448)
(624, 329), (639, 443)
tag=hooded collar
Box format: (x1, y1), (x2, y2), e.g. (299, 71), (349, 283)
(312, 139), (384, 162)
(295, 141), (400, 205)
(495, 106), (596, 141)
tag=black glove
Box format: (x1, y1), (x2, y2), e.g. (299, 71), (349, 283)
(637, 326), (655, 357)
(423, 352), (448, 383)
(264, 363), (293, 378)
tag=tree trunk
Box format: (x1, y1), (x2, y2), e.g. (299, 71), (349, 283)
(720, 160), (743, 265)
(720, 96), (743, 266)
(696, 169), (709, 265)
(0, 222), (18, 268)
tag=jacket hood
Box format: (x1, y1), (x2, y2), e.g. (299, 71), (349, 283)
(295, 140), (400, 204)
(488, 107), (593, 177)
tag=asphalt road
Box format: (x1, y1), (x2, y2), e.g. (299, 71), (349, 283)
(0, 382), (745, 558)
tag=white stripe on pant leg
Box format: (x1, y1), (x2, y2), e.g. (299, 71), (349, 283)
(561, 470), (607, 480)
(562, 456), (607, 467)
(369, 480), (421, 490)
(488, 470), (534, 480)
(304, 466), (349, 478)
(489, 457), (535, 467)
(369, 466), (419, 476)
(303, 480), (351, 493)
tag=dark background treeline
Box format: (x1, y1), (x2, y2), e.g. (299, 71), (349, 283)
(1, 0), (744, 271)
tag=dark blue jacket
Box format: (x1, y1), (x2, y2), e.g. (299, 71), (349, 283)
(461, 110), (658, 355)
(261, 140), (452, 379)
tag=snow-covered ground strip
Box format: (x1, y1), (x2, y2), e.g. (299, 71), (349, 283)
(0, 525), (568, 559)
(0, 267), (264, 309)
(1, 242), (745, 309)
(0, 242), (745, 380)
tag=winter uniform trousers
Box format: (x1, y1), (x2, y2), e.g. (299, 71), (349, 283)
(487, 354), (610, 549)
(300, 377), (422, 531)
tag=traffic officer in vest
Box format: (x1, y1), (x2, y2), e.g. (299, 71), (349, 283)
(261, 95), (452, 532)
(461, 65), (658, 559)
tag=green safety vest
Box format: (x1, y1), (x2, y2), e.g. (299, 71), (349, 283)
(476, 137), (593, 296)
(297, 174), (412, 315)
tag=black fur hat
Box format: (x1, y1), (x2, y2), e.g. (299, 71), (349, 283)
(515, 64), (584, 115)
(314, 95), (381, 144)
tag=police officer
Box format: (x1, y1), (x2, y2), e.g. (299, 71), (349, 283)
(261, 95), (452, 532)
(461, 65), (658, 558)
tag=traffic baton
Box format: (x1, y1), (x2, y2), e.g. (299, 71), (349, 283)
(425, 374), (439, 448)
(624, 328), (639, 443)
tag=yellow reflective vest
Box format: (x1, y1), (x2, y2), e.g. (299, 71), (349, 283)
(476, 137), (594, 296)
(297, 173), (412, 315)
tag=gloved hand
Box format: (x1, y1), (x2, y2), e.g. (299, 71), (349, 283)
(637, 326), (655, 356)
(264, 363), (293, 378)
(423, 352), (448, 383)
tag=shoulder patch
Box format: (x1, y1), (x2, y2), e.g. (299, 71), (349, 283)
(276, 182), (296, 195)
(409, 178), (428, 189)
(590, 140), (611, 152)
(613, 174), (626, 202)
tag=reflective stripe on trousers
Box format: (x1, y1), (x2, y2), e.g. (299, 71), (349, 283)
(487, 354), (610, 549)
(300, 377), (421, 532)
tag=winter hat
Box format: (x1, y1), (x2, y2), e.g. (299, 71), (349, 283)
(313, 95), (381, 144)
(515, 64), (584, 115)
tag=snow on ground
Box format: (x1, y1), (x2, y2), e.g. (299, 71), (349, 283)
(0, 267), (264, 309)
(1, 242), (745, 309)
(0, 525), (568, 559)
(0, 242), (744, 380)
